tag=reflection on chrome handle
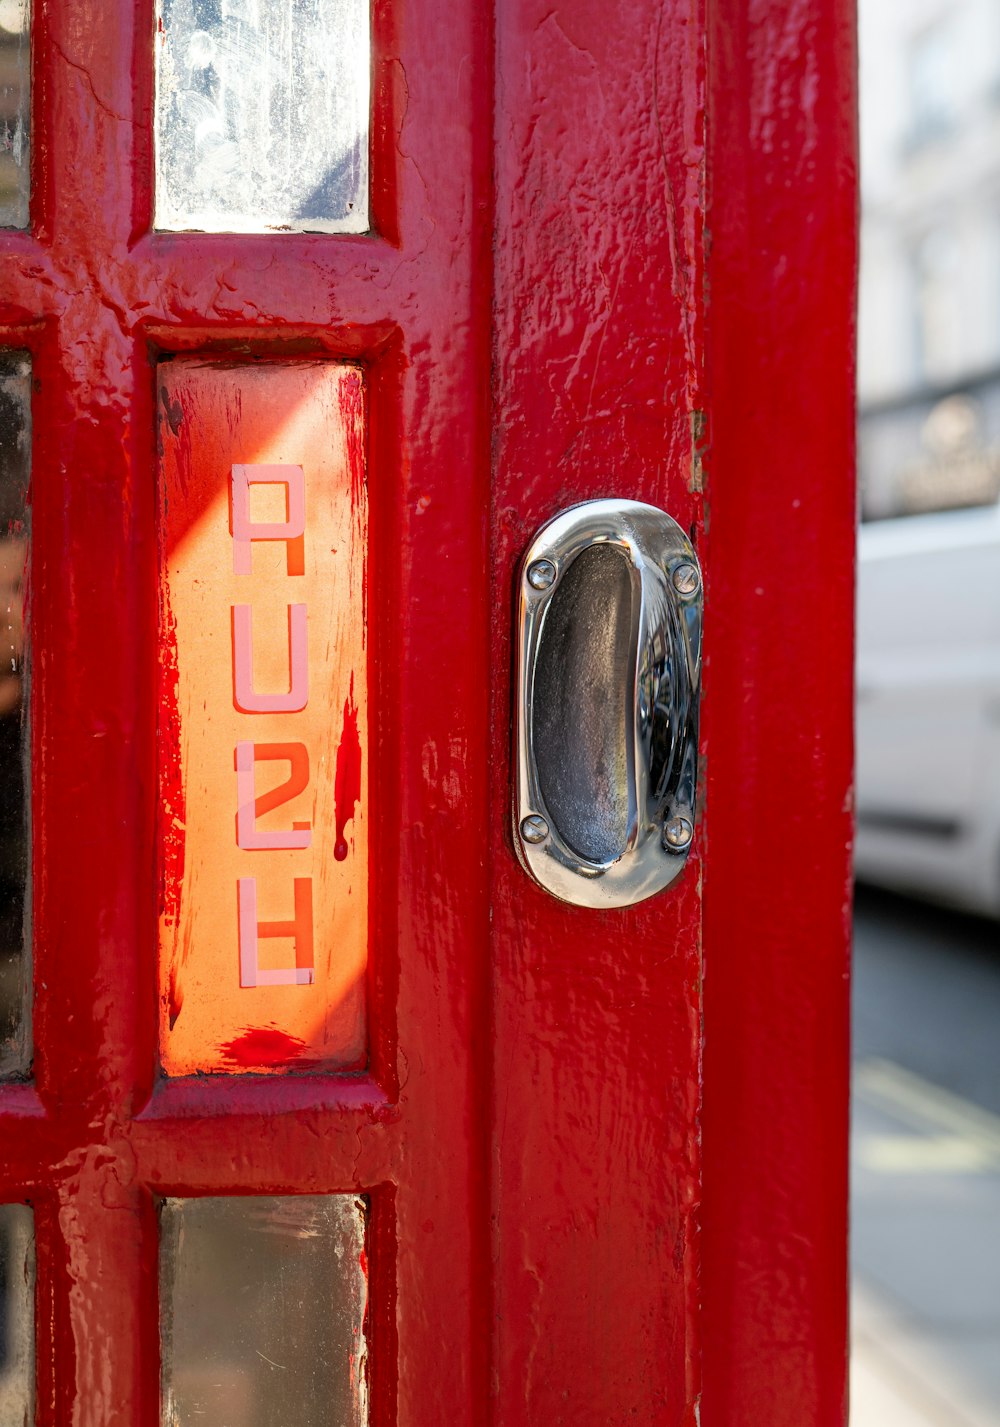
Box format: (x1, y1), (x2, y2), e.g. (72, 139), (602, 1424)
(514, 499), (703, 908)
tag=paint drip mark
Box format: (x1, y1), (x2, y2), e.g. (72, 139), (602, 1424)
(341, 369), (366, 519)
(340, 369), (368, 630)
(334, 675), (362, 862)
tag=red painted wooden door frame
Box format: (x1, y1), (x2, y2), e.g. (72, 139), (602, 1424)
(700, 8), (855, 1421)
(491, 5), (855, 1424)
(0, 0), (854, 1423)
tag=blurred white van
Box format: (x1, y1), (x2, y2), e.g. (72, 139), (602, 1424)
(855, 499), (1000, 917)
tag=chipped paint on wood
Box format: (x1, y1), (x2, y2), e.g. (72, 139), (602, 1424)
(689, 408), (707, 494)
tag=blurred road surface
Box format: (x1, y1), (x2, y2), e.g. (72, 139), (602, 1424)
(852, 886), (1000, 1427)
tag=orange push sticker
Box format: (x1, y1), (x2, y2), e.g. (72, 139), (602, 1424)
(157, 362), (367, 1075)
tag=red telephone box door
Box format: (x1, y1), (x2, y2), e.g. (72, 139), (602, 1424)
(0, 0), (854, 1424)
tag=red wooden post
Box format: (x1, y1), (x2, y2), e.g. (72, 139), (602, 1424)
(701, 4), (857, 1423)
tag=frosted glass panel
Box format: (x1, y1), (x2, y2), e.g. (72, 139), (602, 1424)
(0, 0), (29, 229)
(0, 1204), (34, 1427)
(160, 1195), (368, 1427)
(155, 0), (369, 234)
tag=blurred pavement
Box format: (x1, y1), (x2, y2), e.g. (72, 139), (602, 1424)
(851, 888), (1000, 1426)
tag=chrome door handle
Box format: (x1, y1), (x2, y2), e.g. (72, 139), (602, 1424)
(514, 499), (703, 908)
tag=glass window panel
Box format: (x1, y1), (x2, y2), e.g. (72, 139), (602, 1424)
(0, 0), (28, 230)
(161, 1195), (368, 1427)
(156, 362), (367, 1077)
(155, 0), (369, 234)
(0, 355), (29, 1077)
(0, 1204), (35, 1427)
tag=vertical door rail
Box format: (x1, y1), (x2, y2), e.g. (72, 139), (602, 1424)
(700, 7), (856, 1426)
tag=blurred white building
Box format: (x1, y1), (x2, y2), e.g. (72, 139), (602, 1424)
(859, 0), (1000, 518)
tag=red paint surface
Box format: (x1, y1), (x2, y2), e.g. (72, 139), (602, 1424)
(9, 0), (491, 1420)
(158, 596), (185, 937)
(0, 0), (853, 1422)
(700, 6), (857, 1424)
(491, 1), (853, 1424)
(491, 5), (705, 1421)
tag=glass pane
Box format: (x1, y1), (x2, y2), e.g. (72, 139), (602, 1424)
(161, 1195), (367, 1427)
(0, 1204), (35, 1427)
(157, 362), (367, 1077)
(0, 355), (29, 1077)
(155, 0), (369, 234)
(0, 0), (29, 230)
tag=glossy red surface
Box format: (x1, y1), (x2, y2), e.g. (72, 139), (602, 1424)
(700, 4), (857, 1424)
(492, 0), (854, 1420)
(0, 0), (854, 1421)
(5, 0), (492, 1422)
(491, 1), (706, 1421)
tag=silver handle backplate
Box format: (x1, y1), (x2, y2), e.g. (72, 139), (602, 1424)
(514, 499), (703, 908)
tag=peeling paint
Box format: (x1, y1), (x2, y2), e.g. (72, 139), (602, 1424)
(689, 408), (707, 493)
